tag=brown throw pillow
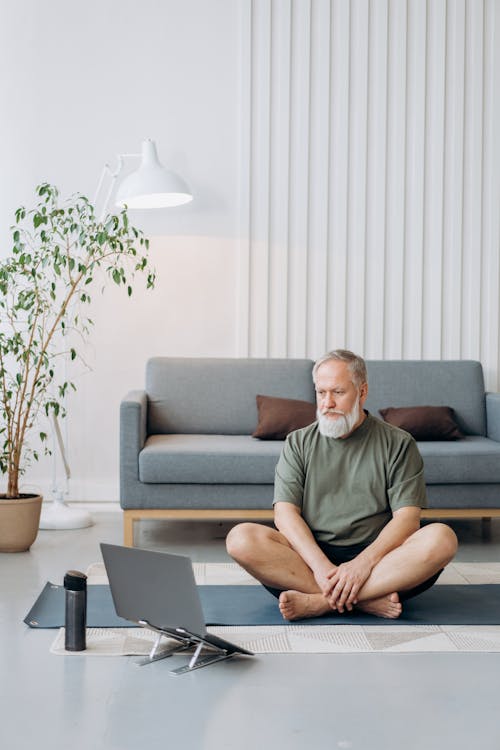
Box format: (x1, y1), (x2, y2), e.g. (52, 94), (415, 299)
(379, 406), (464, 440)
(252, 395), (317, 440)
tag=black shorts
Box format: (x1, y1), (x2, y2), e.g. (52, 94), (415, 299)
(317, 540), (371, 565)
(263, 538), (442, 602)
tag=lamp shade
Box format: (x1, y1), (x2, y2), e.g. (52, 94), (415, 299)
(115, 139), (193, 209)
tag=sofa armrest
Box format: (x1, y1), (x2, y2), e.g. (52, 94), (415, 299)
(486, 392), (500, 442)
(120, 390), (148, 481)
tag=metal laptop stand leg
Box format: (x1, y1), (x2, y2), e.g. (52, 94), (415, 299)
(170, 635), (235, 675)
(136, 620), (194, 666)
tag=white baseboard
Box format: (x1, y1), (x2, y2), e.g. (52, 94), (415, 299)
(18, 478), (120, 504)
(42, 501), (121, 512)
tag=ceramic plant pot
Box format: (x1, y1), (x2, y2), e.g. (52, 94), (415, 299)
(0, 494), (43, 552)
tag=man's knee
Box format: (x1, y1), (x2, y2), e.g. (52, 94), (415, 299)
(422, 522), (458, 565)
(226, 522), (266, 562)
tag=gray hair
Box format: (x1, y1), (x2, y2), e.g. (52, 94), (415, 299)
(312, 349), (368, 388)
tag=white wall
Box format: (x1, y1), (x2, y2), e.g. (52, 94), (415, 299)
(1, 0), (499, 502)
(0, 0), (241, 500)
(238, 0), (500, 389)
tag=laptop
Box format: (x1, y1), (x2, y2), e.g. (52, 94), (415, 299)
(100, 543), (254, 673)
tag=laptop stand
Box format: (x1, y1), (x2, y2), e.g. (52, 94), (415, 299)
(137, 620), (237, 674)
(136, 620), (194, 666)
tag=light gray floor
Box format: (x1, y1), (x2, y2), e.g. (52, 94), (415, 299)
(2, 512), (500, 750)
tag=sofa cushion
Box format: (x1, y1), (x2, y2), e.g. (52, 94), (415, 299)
(252, 395), (317, 440)
(139, 435), (500, 486)
(379, 406), (464, 440)
(418, 437), (500, 484)
(139, 434), (283, 484)
(146, 357), (315, 435)
(365, 360), (486, 435)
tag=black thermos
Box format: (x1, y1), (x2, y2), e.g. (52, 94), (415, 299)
(64, 570), (87, 651)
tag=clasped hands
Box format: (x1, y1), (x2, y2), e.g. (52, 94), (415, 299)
(314, 557), (373, 613)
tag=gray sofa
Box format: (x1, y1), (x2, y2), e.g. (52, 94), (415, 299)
(120, 357), (500, 545)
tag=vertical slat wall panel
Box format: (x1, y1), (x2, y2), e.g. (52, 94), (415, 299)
(481, 0), (500, 388)
(236, 0), (252, 356)
(287, 0), (311, 357)
(461, 0), (484, 361)
(345, 0), (369, 354)
(403, 0), (426, 358)
(383, 0), (407, 358)
(268, 0), (292, 358)
(248, 0), (271, 356)
(326, 0), (350, 350)
(238, 0), (500, 390)
(441, 0), (465, 361)
(306, 0), (331, 357)
(364, 0), (388, 359)
(422, 0), (447, 358)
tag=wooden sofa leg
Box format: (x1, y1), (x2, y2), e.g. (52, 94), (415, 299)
(481, 517), (492, 541)
(123, 512), (135, 547)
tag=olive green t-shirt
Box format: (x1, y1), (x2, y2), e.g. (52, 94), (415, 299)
(273, 413), (427, 546)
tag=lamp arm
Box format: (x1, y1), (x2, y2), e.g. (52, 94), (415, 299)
(94, 156), (126, 221)
(52, 413), (71, 481)
(94, 153), (141, 221)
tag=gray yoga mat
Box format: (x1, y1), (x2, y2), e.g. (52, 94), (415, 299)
(24, 582), (500, 628)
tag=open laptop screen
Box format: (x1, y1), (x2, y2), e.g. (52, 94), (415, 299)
(100, 543), (206, 635)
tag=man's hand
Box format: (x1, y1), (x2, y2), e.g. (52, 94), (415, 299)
(326, 556), (373, 612)
(313, 564), (339, 598)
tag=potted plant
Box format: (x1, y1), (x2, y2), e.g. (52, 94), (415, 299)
(0, 183), (154, 551)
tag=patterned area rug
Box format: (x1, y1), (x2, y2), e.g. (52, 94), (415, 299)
(49, 562), (500, 655)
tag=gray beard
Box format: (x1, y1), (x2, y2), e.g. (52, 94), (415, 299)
(317, 396), (361, 439)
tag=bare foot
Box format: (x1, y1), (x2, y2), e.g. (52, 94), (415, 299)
(356, 592), (402, 619)
(278, 590), (332, 621)
(278, 590), (403, 621)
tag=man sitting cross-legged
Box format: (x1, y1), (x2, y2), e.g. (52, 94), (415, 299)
(226, 349), (458, 621)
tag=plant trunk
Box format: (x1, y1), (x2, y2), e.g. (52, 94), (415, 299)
(7, 461), (20, 499)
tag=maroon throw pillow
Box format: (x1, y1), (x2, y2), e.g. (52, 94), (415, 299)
(252, 395), (317, 440)
(379, 406), (464, 441)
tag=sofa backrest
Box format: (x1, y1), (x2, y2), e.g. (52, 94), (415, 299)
(146, 357), (316, 435)
(146, 357), (486, 437)
(365, 360), (486, 436)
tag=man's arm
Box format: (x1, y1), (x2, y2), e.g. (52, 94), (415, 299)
(274, 501), (338, 595)
(326, 505), (421, 611)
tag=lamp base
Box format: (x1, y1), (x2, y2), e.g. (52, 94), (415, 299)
(39, 500), (94, 530)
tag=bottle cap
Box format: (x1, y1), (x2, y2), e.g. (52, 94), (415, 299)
(64, 570), (87, 590)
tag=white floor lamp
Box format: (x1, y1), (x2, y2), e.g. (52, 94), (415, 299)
(39, 414), (94, 529)
(39, 139), (192, 530)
